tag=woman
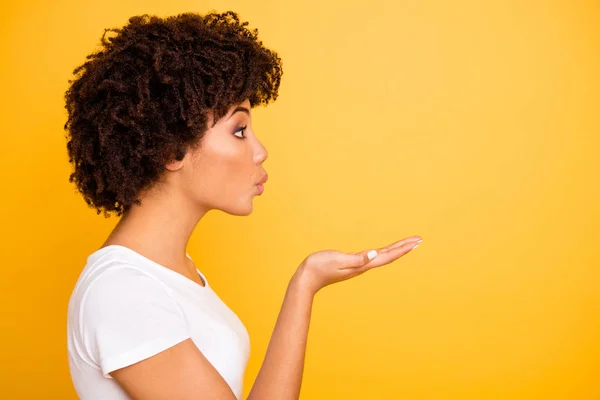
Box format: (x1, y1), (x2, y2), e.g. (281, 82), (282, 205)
(65, 11), (422, 400)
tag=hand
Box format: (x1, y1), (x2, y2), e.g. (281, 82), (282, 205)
(294, 235), (423, 295)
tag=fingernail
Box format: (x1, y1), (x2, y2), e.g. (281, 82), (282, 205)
(367, 250), (378, 260)
(412, 244), (420, 250)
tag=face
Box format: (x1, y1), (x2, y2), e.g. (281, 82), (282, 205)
(165, 99), (269, 216)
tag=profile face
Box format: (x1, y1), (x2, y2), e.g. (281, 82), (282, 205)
(170, 99), (269, 216)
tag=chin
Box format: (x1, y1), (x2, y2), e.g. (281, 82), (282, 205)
(219, 202), (253, 216)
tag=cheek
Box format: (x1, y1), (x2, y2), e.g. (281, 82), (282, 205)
(191, 146), (250, 194)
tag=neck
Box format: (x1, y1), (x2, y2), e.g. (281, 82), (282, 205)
(103, 188), (209, 267)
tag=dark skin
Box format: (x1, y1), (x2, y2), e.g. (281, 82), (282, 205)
(101, 99), (266, 288)
(100, 100), (423, 399)
(64, 12), (283, 219)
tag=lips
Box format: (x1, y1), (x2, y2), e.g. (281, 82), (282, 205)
(257, 173), (268, 185)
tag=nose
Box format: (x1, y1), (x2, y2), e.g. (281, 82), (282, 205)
(253, 139), (268, 165)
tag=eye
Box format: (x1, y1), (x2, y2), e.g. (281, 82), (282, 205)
(234, 126), (248, 140)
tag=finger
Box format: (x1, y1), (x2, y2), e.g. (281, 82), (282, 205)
(379, 236), (422, 253)
(344, 236), (422, 269)
(341, 249), (382, 271)
(358, 240), (420, 270)
(344, 249), (376, 268)
(348, 235), (421, 259)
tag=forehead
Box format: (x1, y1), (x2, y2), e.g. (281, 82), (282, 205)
(226, 99), (252, 119)
(225, 99), (252, 116)
(205, 99), (251, 126)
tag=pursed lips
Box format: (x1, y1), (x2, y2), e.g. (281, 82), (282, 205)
(256, 173), (268, 185)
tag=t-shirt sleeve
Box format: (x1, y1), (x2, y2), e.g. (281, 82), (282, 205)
(81, 266), (191, 378)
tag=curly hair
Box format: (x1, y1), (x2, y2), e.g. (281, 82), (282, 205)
(63, 11), (283, 218)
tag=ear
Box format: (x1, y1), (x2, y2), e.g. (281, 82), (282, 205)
(165, 158), (184, 171)
(165, 148), (187, 171)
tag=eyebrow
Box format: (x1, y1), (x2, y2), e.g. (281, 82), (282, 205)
(227, 106), (250, 120)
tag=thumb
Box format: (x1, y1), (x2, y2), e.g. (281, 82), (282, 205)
(347, 249), (378, 267)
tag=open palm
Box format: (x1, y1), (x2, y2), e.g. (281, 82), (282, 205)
(298, 235), (423, 293)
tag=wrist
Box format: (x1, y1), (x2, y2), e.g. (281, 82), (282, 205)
(291, 265), (319, 298)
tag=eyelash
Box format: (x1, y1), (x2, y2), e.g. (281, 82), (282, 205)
(234, 126), (248, 140)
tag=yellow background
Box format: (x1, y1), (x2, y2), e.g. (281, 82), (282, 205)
(1, 0), (599, 398)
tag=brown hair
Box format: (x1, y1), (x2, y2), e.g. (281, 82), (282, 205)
(64, 11), (283, 217)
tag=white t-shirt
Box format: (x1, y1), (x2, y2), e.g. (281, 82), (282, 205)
(67, 245), (251, 399)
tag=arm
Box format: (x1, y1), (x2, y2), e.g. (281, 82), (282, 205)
(111, 268), (315, 400)
(110, 338), (238, 399)
(246, 235), (422, 399)
(110, 236), (422, 399)
(246, 267), (315, 400)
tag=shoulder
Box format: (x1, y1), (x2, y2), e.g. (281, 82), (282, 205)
(75, 246), (171, 300)
(69, 248), (179, 329)
(68, 252), (189, 373)
(82, 263), (175, 315)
